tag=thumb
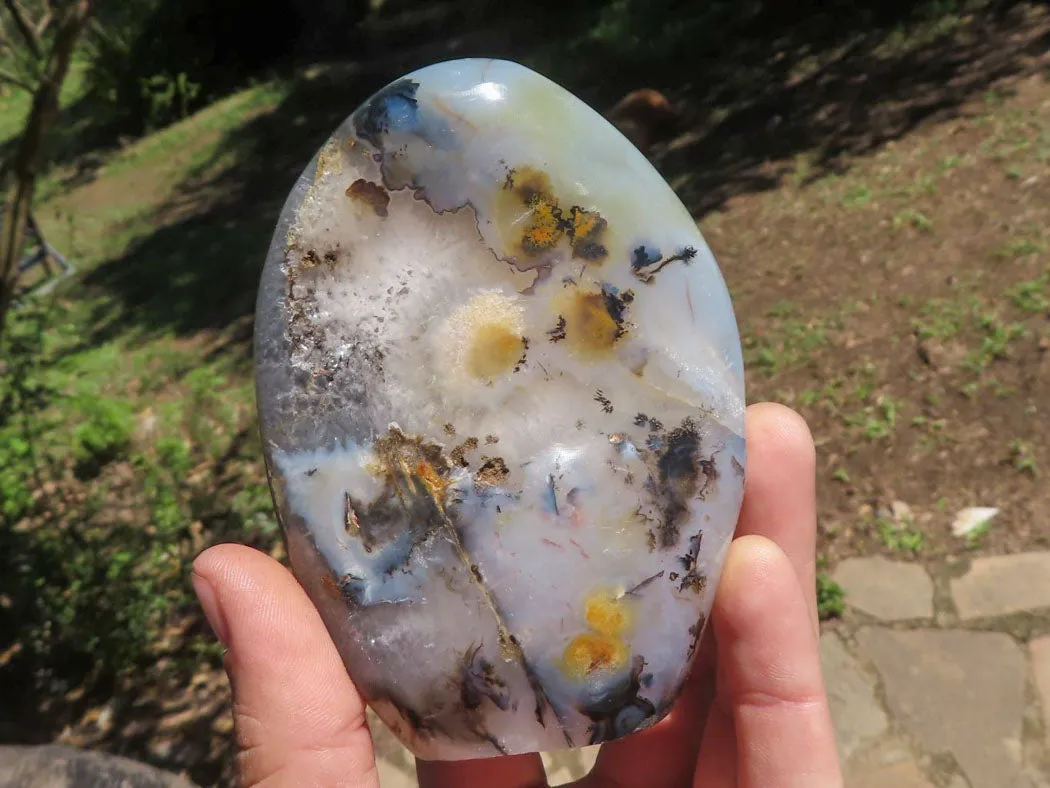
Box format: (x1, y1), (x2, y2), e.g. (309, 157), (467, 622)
(192, 543), (379, 788)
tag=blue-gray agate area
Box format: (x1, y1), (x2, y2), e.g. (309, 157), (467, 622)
(254, 58), (746, 760)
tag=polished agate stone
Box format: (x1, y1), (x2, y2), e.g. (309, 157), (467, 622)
(254, 59), (746, 760)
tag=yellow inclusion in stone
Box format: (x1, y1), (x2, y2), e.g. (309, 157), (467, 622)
(468, 324), (524, 379)
(562, 632), (628, 679)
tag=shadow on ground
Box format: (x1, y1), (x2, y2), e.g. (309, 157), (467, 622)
(78, 0), (1049, 353)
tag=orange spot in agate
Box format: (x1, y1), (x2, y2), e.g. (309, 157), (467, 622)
(585, 592), (632, 636)
(562, 632), (628, 678)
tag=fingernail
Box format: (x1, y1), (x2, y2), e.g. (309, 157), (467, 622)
(191, 571), (230, 647)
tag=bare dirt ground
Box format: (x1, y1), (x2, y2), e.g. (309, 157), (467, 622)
(708, 59), (1050, 564)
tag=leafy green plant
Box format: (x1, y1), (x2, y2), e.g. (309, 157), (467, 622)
(994, 237), (1046, 259)
(817, 572), (846, 620)
(1009, 438), (1039, 476)
(233, 482), (278, 537)
(0, 433), (34, 521)
(912, 295), (980, 341)
(964, 314), (1025, 372)
(744, 317), (829, 376)
(139, 72), (202, 130)
(72, 397), (134, 477)
(845, 395), (903, 441)
(842, 184), (873, 208)
(893, 208), (933, 232)
(1009, 276), (1050, 314)
(964, 518), (994, 549)
(180, 367), (239, 459)
(875, 516), (925, 553)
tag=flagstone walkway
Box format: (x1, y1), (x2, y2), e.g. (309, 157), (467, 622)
(824, 550), (1050, 788)
(369, 550), (1050, 787)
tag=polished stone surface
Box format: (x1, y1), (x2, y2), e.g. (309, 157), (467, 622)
(254, 59), (745, 760)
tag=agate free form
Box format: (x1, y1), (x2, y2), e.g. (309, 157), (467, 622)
(254, 59), (746, 759)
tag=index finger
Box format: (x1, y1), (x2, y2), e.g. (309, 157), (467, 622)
(734, 402), (819, 629)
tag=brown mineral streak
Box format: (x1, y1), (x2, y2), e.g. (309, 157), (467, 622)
(344, 492), (361, 538)
(475, 456), (509, 486)
(370, 425), (571, 742)
(320, 572), (342, 598)
(431, 95), (478, 131)
(450, 436), (479, 467)
(346, 178), (390, 217)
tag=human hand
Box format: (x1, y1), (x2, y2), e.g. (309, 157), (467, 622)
(191, 403), (843, 787)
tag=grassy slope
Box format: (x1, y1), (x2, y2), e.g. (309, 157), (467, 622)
(1, 78), (292, 743)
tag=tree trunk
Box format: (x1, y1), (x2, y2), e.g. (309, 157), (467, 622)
(0, 0), (92, 340)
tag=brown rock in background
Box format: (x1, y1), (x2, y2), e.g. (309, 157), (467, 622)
(607, 89), (680, 152)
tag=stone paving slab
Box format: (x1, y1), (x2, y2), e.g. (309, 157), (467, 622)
(951, 552), (1050, 619)
(856, 627), (1028, 788)
(821, 632), (888, 761)
(833, 557), (934, 621)
(848, 760), (936, 788)
(0, 746), (194, 788)
(1032, 636), (1050, 751)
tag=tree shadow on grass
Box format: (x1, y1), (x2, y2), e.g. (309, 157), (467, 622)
(78, 0), (1049, 354)
(77, 36), (502, 352)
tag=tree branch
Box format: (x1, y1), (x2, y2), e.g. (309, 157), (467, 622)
(0, 65), (32, 91)
(1, 0), (42, 60)
(0, 0), (93, 338)
(0, 13), (12, 47)
(35, 8), (51, 37)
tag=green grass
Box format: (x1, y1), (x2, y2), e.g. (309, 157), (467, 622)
(842, 183), (873, 208)
(911, 283), (1037, 390)
(893, 207), (934, 232)
(100, 79), (291, 182)
(995, 237), (1047, 259)
(743, 302), (831, 376)
(874, 516), (926, 553)
(1010, 438), (1039, 476)
(845, 394), (903, 441)
(1009, 275), (1050, 313)
(0, 85), (33, 145)
(963, 312), (1026, 372)
(912, 295), (978, 340)
(0, 62), (89, 146)
(816, 571), (846, 620)
(2, 300), (267, 673)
